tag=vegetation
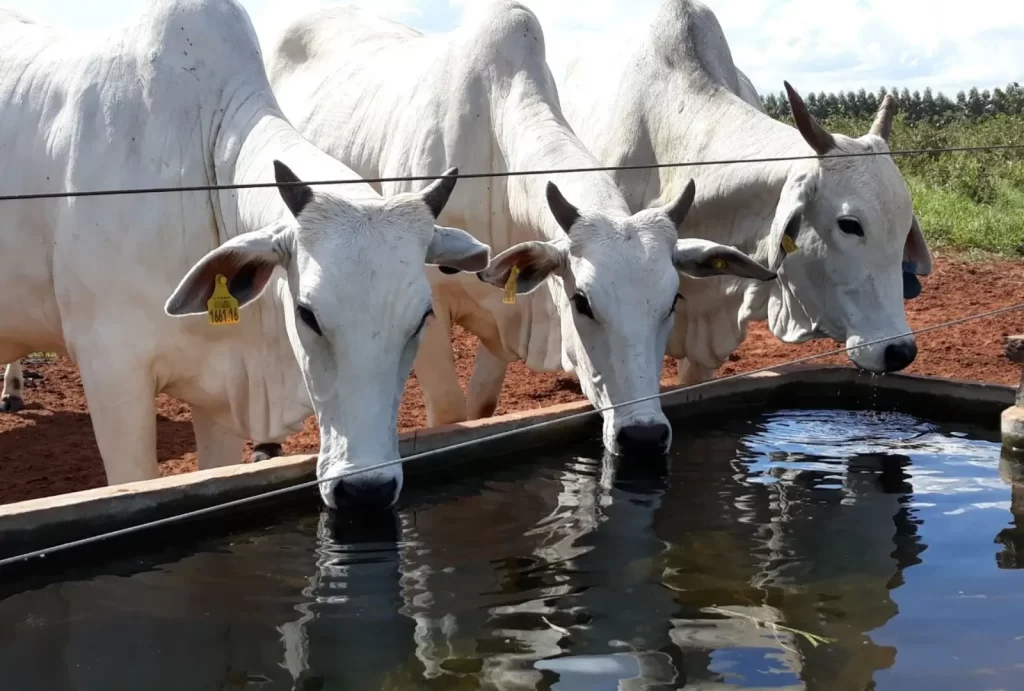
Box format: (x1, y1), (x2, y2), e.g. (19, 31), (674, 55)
(760, 83), (1024, 257)
(761, 83), (1024, 123)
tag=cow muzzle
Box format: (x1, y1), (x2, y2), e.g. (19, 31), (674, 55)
(616, 422), (672, 455)
(329, 477), (399, 511)
(847, 334), (919, 374)
(319, 465), (403, 512)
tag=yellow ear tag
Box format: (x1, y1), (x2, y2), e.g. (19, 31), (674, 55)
(711, 258), (727, 270)
(781, 235), (800, 255)
(207, 274), (240, 326)
(502, 265), (520, 305)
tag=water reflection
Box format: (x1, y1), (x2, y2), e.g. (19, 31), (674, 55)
(996, 453), (1024, 569)
(278, 511), (414, 690)
(0, 515), (324, 689)
(361, 412), (926, 689)
(0, 409), (1016, 691)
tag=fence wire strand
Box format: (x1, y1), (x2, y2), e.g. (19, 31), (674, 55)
(0, 143), (1021, 202)
(1, 300), (1021, 569)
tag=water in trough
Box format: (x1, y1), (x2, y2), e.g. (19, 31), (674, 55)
(1, 408), (1022, 690)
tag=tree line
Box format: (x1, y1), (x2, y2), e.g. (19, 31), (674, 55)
(760, 82), (1024, 124)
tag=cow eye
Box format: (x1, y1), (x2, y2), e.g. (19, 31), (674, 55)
(572, 292), (594, 320)
(296, 304), (322, 336)
(838, 217), (864, 237)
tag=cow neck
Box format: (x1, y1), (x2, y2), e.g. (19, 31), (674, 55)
(651, 87), (816, 258)
(208, 85), (377, 244)
(493, 84), (632, 243)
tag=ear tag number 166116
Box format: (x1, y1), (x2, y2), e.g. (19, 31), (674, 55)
(207, 274), (240, 326)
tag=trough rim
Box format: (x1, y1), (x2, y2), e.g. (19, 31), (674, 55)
(0, 366), (1015, 556)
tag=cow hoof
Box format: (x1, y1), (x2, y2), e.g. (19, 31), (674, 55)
(252, 443), (283, 462)
(1, 395), (24, 413)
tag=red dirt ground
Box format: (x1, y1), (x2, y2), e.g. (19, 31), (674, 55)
(1, 255), (1022, 505)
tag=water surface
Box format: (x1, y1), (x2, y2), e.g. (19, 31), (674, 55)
(2, 408), (1022, 690)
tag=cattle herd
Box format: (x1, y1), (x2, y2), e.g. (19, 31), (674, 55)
(0, 0), (933, 511)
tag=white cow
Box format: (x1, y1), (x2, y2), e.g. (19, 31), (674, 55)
(558, 0), (934, 385)
(735, 68), (764, 112)
(264, 0), (776, 455)
(0, 0), (491, 509)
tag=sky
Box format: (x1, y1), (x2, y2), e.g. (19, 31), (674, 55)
(10, 0), (1023, 97)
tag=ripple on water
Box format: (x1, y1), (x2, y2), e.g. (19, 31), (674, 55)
(738, 409), (1001, 495)
(0, 407), (1016, 691)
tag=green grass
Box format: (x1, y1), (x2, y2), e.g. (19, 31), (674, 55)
(785, 113), (1024, 258)
(908, 177), (1024, 256)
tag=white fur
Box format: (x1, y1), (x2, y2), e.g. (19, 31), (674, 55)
(0, 0), (488, 508)
(558, 0), (934, 384)
(265, 0), (775, 454)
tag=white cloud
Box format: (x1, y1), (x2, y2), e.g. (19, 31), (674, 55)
(9, 0), (1023, 98)
(248, 0), (1024, 98)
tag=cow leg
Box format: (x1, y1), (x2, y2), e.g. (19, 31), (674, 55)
(413, 310), (467, 426)
(77, 362), (160, 484)
(466, 342), (508, 419)
(1, 360), (23, 412)
(676, 357), (716, 386)
(191, 408), (245, 470)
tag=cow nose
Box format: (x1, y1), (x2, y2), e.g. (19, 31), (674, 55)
(616, 423), (671, 455)
(330, 478), (399, 511)
(883, 341), (917, 372)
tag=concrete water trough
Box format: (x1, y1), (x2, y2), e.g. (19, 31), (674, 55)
(0, 364), (1018, 569)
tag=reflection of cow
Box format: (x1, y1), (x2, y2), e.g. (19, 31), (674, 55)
(398, 462), (604, 688)
(654, 429), (922, 689)
(268, 422), (924, 689)
(276, 512), (420, 690)
(0, 423), (926, 690)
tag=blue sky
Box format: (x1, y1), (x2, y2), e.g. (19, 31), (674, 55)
(11, 0), (1023, 97)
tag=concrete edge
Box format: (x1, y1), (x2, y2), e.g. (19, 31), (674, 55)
(0, 367), (1016, 554)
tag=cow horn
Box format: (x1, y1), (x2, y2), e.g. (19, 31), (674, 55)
(869, 93), (898, 142)
(785, 81), (835, 156)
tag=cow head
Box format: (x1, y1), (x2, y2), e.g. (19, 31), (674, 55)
(478, 179), (776, 456)
(165, 163), (489, 511)
(764, 83), (933, 373)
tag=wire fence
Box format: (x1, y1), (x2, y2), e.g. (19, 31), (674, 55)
(0, 135), (1021, 569)
(2, 300), (1022, 570)
(1, 143), (1022, 201)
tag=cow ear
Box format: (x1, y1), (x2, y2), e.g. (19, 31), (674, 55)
(476, 241), (568, 295)
(165, 226), (293, 317)
(767, 169), (819, 271)
(901, 214), (932, 300)
(673, 239), (777, 281)
(426, 225), (491, 273)
(904, 215), (933, 276)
